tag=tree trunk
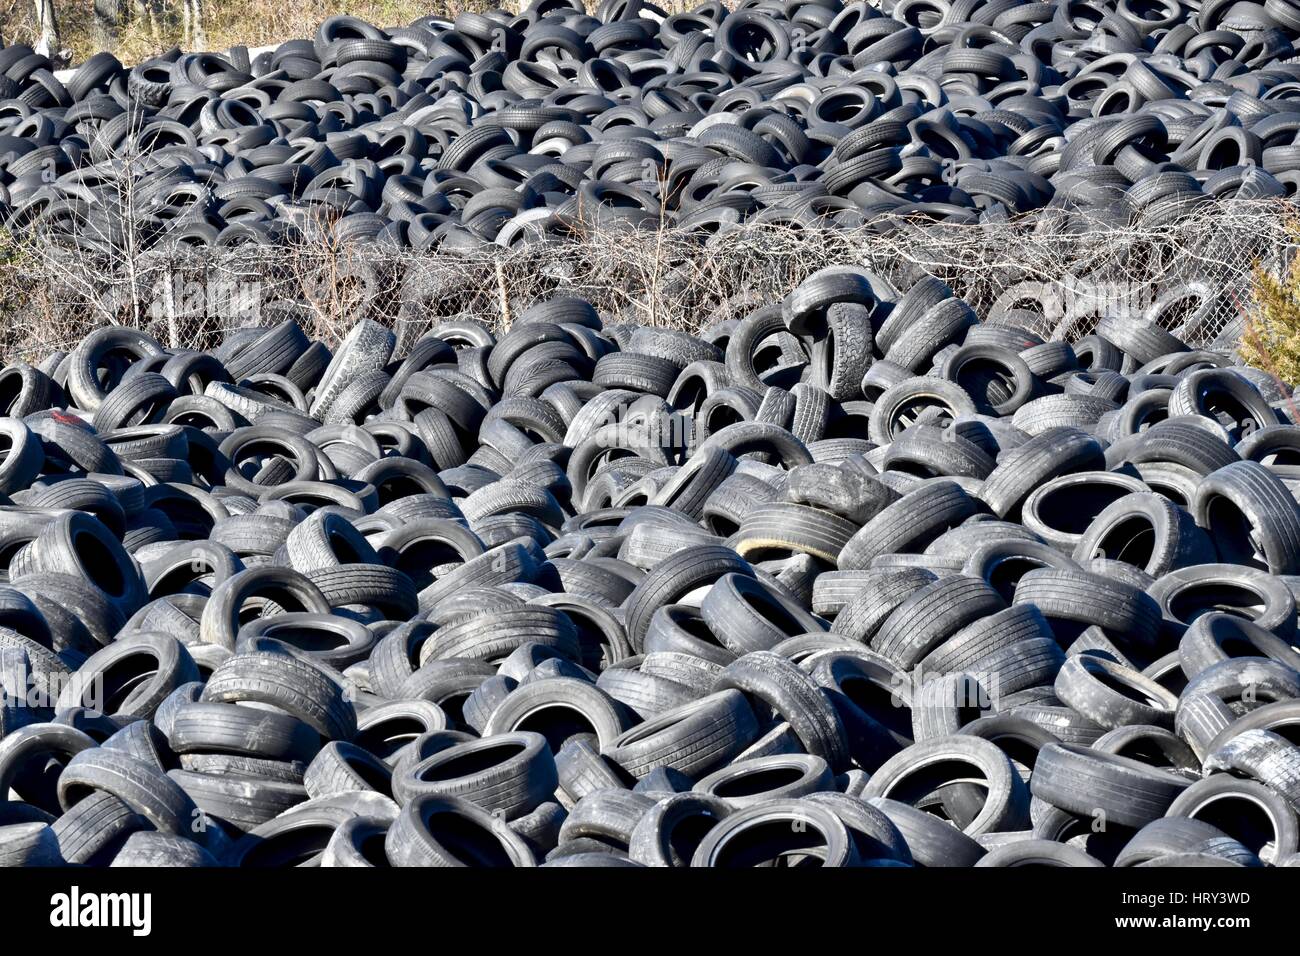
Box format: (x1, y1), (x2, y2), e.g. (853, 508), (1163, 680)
(191, 0), (206, 50)
(32, 0), (59, 60)
(181, 0), (207, 49)
(93, 0), (120, 50)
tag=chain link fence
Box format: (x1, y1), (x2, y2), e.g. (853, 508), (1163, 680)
(0, 197), (1293, 363)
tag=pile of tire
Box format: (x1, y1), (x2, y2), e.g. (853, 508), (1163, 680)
(0, 267), (1297, 867)
(4, 0), (1300, 251)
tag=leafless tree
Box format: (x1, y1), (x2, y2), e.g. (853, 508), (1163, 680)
(32, 0), (59, 58)
(93, 0), (121, 49)
(180, 0), (205, 49)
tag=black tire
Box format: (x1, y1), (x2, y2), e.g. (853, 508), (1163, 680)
(1013, 567), (1161, 648)
(689, 799), (858, 868)
(56, 632), (199, 720)
(1148, 563), (1298, 641)
(385, 794), (536, 867)
(1031, 743), (1194, 829)
(1074, 491), (1216, 577)
(51, 790), (147, 865)
(979, 428), (1105, 519)
(693, 754), (834, 809)
(482, 678), (630, 753)
(1179, 612), (1300, 679)
(1193, 460), (1300, 574)
(393, 732), (556, 819)
(201, 651), (355, 740)
(863, 735), (1029, 835)
(700, 573), (825, 655)
(711, 651), (850, 771)
(304, 741), (395, 799)
(871, 575), (1006, 669)
(838, 482), (976, 571)
(168, 702), (323, 763)
(622, 546), (754, 652)
(1053, 655), (1179, 730)
(58, 748), (208, 844)
(866, 797), (986, 867)
(628, 792), (732, 867)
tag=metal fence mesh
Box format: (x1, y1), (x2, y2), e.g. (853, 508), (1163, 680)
(1, 197), (1294, 363)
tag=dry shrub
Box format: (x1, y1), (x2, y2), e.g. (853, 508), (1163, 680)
(1242, 210), (1300, 388)
(0, 0), (706, 66)
(0, 199), (1291, 365)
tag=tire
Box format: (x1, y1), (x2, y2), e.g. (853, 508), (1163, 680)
(623, 545), (755, 652)
(0, 822), (63, 866)
(554, 738), (629, 808)
(506, 801), (567, 858)
(393, 732), (556, 819)
(786, 463), (900, 525)
(168, 702), (323, 762)
(57, 748), (208, 843)
(284, 510), (380, 573)
(201, 651), (356, 741)
(311, 319), (397, 420)
(1203, 729), (1300, 814)
(980, 428), (1105, 519)
(482, 678), (630, 753)
(1114, 817), (1259, 868)
(1030, 743), (1194, 828)
(305, 741), (395, 799)
(594, 667), (696, 720)
(51, 790), (147, 865)
(871, 575), (1006, 669)
(866, 797), (986, 867)
(694, 754), (834, 809)
(711, 651), (850, 771)
(830, 568), (936, 644)
(198, 567), (333, 651)
(976, 839), (1104, 867)
(628, 792), (732, 867)
(385, 794), (536, 867)
(689, 799), (858, 868)
(1093, 724), (1199, 776)
(56, 632), (199, 720)
(353, 700), (450, 766)
(421, 606), (580, 666)
(731, 502), (860, 565)
(168, 768), (308, 833)
(1073, 491), (1216, 577)
(1053, 655), (1179, 730)
(920, 604), (1055, 677)
(1165, 773), (1300, 864)
(1013, 567), (1161, 648)
(0, 419), (43, 495)
(838, 482), (976, 571)
(1193, 460), (1300, 574)
(1147, 563), (1298, 641)
(8, 511), (145, 615)
(867, 377), (978, 445)
(1179, 612), (1300, 679)
(700, 573), (825, 655)
(557, 789), (655, 848)
(1021, 471), (1148, 554)
(863, 735), (1029, 835)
